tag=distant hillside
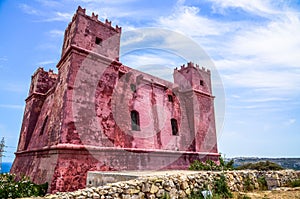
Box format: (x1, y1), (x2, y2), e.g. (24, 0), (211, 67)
(230, 157), (300, 170)
(1, 162), (12, 173)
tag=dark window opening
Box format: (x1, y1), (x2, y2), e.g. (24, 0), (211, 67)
(95, 37), (102, 45)
(131, 110), (140, 131)
(171, 119), (178, 136)
(118, 72), (125, 79)
(130, 84), (136, 92)
(40, 116), (48, 136)
(168, 95), (173, 102)
(200, 80), (204, 86)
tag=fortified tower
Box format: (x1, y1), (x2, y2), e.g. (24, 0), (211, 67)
(174, 62), (217, 153)
(11, 6), (219, 193)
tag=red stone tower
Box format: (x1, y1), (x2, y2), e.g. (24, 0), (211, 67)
(11, 6), (219, 193)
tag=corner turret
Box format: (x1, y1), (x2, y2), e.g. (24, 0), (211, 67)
(173, 62), (212, 94)
(61, 6), (121, 61)
(28, 67), (58, 96)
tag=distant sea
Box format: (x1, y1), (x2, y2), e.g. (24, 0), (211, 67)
(1, 162), (12, 173)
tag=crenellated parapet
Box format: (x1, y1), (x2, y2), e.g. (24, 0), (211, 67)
(75, 6), (122, 33)
(28, 67), (58, 97)
(174, 61), (213, 94)
(175, 61), (211, 74)
(61, 6), (121, 61)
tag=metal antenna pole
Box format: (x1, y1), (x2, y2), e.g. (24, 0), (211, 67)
(0, 137), (5, 173)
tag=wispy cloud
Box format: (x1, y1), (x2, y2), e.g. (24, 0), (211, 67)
(156, 1), (300, 106)
(49, 30), (64, 38)
(34, 0), (63, 8)
(19, 3), (40, 15)
(40, 12), (73, 22)
(0, 56), (8, 61)
(36, 60), (56, 66)
(0, 104), (24, 109)
(1, 83), (28, 93)
(19, 3), (73, 22)
(158, 4), (234, 37)
(0, 56), (8, 68)
(284, 119), (296, 126)
(208, 0), (287, 17)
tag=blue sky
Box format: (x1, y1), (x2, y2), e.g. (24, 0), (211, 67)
(0, 0), (299, 162)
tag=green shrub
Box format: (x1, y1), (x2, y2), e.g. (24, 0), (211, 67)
(0, 173), (48, 199)
(188, 190), (205, 199)
(189, 156), (234, 171)
(237, 194), (251, 199)
(243, 176), (254, 192)
(236, 161), (283, 171)
(287, 179), (300, 187)
(162, 192), (170, 199)
(213, 174), (233, 198)
(258, 176), (268, 191)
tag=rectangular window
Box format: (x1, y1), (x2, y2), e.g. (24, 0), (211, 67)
(95, 37), (102, 45)
(130, 84), (136, 92)
(168, 95), (173, 102)
(171, 119), (178, 136)
(200, 80), (204, 86)
(131, 110), (140, 131)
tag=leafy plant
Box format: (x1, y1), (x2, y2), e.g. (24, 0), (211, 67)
(243, 176), (254, 192)
(0, 173), (48, 199)
(237, 194), (251, 199)
(189, 156), (234, 171)
(258, 176), (268, 191)
(162, 192), (170, 199)
(286, 179), (300, 187)
(236, 161), (283, 171)
(213, 174), (233, 198)
(188, 190), (205, 199)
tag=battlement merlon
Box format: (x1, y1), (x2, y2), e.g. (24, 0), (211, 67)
(61, 6), (122, 61)
(173, 62), (213, 94)
(28, 67), (58, 97)
(75, 6), (122, 33)
(174, 61), (211, 74)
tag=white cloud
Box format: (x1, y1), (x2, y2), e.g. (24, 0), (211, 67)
(230, 14), (300, 68)
(241, 97), (289, 103)
(34, 0), (63, 8)
(0, 56), (8, 62)
(0, 104), (24, 109)
(49, 30), (64, 38)
(37, 60), (56, 66)
(161, 1), (300, 104)
(284, 119), (296, 126)
(19, 3), (40, 15)
(42, 12), (73, 22)
(1, 83), (28, 93)
(208, 0), (285, 17)
(158, 4), (233, 37)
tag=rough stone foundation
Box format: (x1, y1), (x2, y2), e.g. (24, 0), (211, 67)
(43, 170), (300, 199)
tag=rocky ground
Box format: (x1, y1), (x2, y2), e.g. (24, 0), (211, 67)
(21, 188), (300, 199)
(234, 187), (300, 199)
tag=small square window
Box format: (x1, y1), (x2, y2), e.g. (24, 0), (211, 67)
(118, 72), (125, 79)
(168, 95), (173, 102)
(200, 80), (204, 86)
(130, 84), (136, 92)
(95, 37), (102, 45)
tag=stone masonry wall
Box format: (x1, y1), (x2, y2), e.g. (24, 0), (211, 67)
(44, 170), (300, 199)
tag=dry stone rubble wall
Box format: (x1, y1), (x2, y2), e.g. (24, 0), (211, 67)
(45, 170), (300, 199)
